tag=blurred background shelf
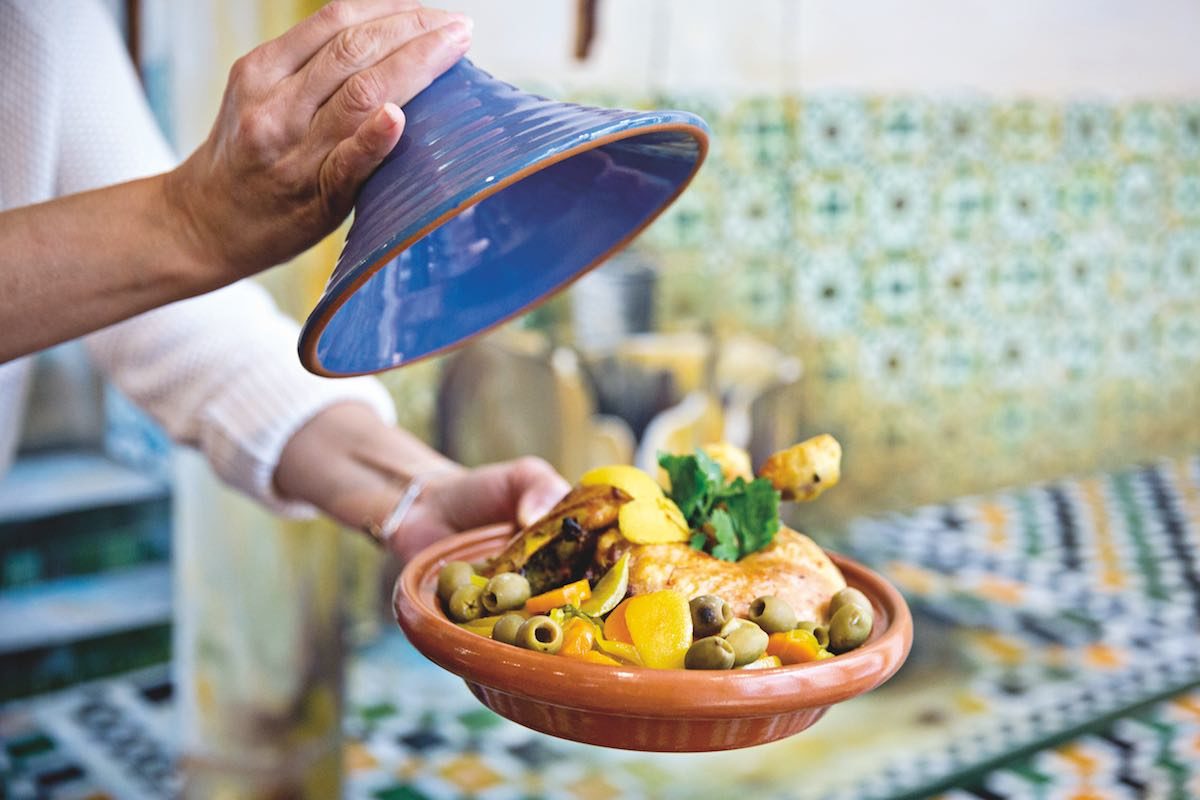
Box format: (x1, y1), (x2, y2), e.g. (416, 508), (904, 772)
(0, 451), (167, 525)
(0, 565), (171, 656)
(0, 451), (172, 702)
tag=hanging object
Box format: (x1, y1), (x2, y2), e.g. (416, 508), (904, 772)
(574, 0), (599, 60)
(298, 59), (708, 377)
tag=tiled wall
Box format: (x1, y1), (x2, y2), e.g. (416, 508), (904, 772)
(622, 92), (1200, 520)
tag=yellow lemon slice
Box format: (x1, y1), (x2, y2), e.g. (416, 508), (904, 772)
(580, 464), (664, 503)
(618, 498), (689, 544)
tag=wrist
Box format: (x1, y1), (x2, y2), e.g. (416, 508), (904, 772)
(274, 401), (461, 529)
(365, 466), (459, 547)
(159, 154), (230, 293)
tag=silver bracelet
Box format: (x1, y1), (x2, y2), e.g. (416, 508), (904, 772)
(366, 468), (453, 546)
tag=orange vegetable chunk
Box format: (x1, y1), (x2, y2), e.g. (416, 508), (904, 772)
(572, 650), (622, 667)
(524, 578), (592, 615)
(767, 629), (825, 665)
(560, 617), (597, 658)
(603, 597), (635, 644)
(624, 590), (693, 669)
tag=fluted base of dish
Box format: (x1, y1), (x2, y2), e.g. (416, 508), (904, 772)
(466, 683), (829, 752)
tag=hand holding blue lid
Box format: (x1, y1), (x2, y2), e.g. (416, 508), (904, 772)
(1, 0), (473, 361)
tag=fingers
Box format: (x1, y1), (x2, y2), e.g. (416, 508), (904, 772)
(318, 102), (406, 217)
(432, 458), (570, 534)
(287, 7), (468, 112)
(308, 20), (471, 148)
(259, 0), (421, 76)
(511, 458), (573, 527)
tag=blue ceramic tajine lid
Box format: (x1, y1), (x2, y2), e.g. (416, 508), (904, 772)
(298, 59), (709, 377)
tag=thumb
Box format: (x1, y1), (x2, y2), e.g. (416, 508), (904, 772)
(319, 102), (404, 218)
(517, 480), (570, 527)
(509, 457), (572, 528)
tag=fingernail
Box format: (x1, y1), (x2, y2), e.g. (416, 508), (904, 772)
(518, 492), (558, 526)
(441, 18), (473, 46)
(379, 102), (403, 126)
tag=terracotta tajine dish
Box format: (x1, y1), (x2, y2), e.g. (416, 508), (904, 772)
(394, 527), (913, 752)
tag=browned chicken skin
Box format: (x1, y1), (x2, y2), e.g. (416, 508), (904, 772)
(484, 443), (848, 620)
(626, 527), (846, 622)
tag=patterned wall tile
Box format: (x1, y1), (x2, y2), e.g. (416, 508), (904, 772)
(586, 91), (1200, 519)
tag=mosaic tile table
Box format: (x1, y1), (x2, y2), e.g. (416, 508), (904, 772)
(3, 453), (1199, 799)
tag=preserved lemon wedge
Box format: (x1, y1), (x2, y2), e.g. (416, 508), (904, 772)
(580, 464), (664, 503)
(617, 497), (689, 544)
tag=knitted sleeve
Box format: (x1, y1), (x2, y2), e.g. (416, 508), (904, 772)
(42, 0), (398, 515)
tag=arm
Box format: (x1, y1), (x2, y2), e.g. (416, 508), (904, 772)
(51, 0), (569, 543)
(1, 177), (213, 360)
(273, 403), (570, 561)
(0, 0), (472, 363)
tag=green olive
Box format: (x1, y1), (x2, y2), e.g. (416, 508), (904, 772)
(437, 561), (477, 605)
(828, 603), (873, 653)
(829, 587), (871, 618)
(685, 636), (736, 670)
(447, 584), (485, 622)
(516, 616), (563, 654)
(723, 620), (768, 666)
(689, 595), (733, 638)
(481, 572), (531, 614)
(748, 596), (797, 634)
(491, 612), (526, 646)
(796, 621), (830, 649)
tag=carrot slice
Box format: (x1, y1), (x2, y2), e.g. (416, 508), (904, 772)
(766, 630), (825, 665)
(524, 578), (592, 615)
(602, 597), (635, 644)
(559, 617), (597, 657)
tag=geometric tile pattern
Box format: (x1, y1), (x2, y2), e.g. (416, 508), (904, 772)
(846, 453), (1200, 644)
(593, 94), (1200, 521)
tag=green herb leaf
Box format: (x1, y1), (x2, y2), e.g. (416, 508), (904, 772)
(724, 478), (781, 556)
(695, 449), (725, 488)
(657, 451), (717, 524)
(709, 509), (741, 562)
(660, 450), (782, 561)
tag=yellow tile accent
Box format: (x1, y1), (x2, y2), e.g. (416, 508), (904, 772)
(342, 741), (378, 773)
(1082, 643), (1124, 670)
(438, 754), (504, 793)
(569, 774), (623, 800)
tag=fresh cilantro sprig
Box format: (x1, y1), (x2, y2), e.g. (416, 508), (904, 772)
(658, 450), (781, 562)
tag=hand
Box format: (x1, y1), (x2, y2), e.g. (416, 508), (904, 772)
(166, 1), (473, 284)
(273, 403), (571, 562)
(391, 458), (571, 562)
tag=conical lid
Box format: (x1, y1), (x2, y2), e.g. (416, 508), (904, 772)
(299, 59), (708, 377)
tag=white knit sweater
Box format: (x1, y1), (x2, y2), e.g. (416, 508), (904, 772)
(0, 0), (397, 515)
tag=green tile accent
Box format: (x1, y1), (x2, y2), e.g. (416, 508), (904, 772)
(456, 709), (501, 732)
(5, 732), (54, 759)
(372, 785), (432, 800)
(359, 702), (398, 722)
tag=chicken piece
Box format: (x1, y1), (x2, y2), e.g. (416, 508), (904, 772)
(701, 442), (754, 483)
(626, 528), (846, 622)
(760, 434), (842, 502)
(484, 484), (629, 593)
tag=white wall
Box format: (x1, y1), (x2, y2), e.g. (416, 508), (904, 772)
(454, 0), (1200, 98)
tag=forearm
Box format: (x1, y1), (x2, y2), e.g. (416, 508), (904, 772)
(273, 401), (460, 533)
(1, 174), (214, 362)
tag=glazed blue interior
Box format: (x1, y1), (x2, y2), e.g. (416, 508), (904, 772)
(301, 59), (707, 376)
(314, 129), (703, 374)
